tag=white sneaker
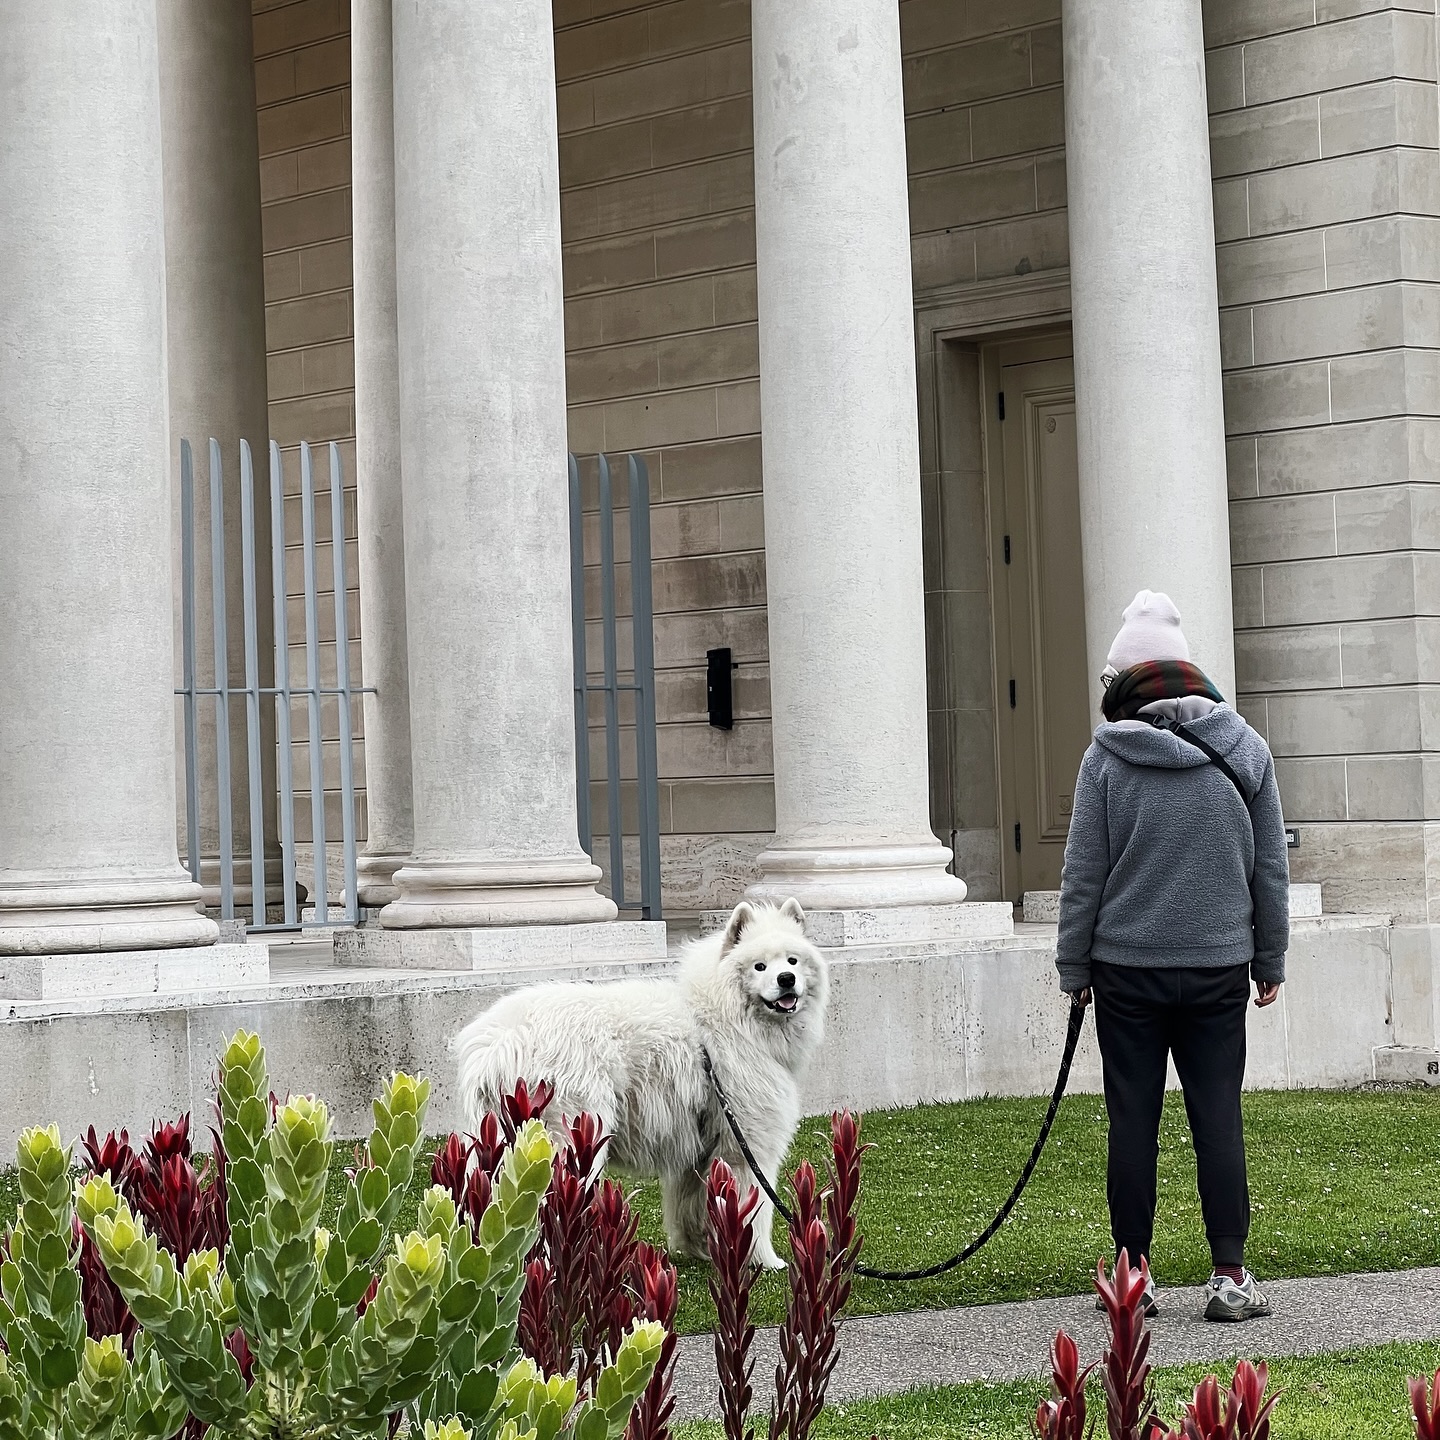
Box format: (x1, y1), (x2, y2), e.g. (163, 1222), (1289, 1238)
(1096, 1272), (1159, 1317)
(1204, 1270), (1271, 1322)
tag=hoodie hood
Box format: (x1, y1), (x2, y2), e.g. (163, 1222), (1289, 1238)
(1094, 704), (1271, 794)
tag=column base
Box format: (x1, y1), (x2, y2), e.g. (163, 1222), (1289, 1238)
(0, 941), (265, 1001)
(356, 849), (408, 908)
(379, 854), (618, 928)
(0, 868), (218, 955)
(197, 852), (295, 910)
(337, 919), (666, 971)
(746, 840), (969, 910)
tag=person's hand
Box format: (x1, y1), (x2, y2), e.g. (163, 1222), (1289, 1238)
(1073, 988), (1092, 1008)
(1254, 981), (1281, 1008)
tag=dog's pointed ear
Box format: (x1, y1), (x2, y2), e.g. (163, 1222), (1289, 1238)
(780, 897), (805, 929)
(721, 900), (756, 954)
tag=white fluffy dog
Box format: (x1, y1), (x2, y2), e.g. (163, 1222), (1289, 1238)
(453, 898), (828, 1270)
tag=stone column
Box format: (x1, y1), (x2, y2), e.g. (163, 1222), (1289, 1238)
(158, 0), (282, 909)
(746, 0), (968, 911)
(384, 0), (615, 928)
(0, 1), (216, 954)
(1063, 0), (1237, 709)
(351, 0), (414, 908)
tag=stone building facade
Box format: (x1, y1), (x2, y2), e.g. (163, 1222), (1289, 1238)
(247, 0), (1440, 924)
(3, 0), (1440, 974)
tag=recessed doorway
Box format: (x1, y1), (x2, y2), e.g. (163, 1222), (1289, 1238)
(983, 331), (1092, 902)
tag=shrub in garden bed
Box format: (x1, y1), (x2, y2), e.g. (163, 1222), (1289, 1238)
(704, 1111), (866, 1440)
(1034, 1250), (1440, 1440)
(0, 1033), (664, 1440)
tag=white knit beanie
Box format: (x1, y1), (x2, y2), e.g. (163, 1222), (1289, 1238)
(1106, 590), (1191, 671)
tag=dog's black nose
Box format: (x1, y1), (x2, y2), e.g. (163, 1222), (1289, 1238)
(777, 971), (796, 991)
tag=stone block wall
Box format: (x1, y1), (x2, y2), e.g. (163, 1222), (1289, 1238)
(252, 0), (362, 853)
(1205, 0), (1440, 920)
(556, 0), (774, 912)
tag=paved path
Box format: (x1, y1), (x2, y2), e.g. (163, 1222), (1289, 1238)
(672, 1267), (1440, 1419)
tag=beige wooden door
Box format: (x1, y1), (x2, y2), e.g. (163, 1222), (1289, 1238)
(986, 339), (1091, 900)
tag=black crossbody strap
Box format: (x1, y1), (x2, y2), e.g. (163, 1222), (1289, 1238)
(1153, 717), (1255, 808)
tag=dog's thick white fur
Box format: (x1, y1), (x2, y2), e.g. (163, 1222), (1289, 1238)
(453, 898), (828, 1270)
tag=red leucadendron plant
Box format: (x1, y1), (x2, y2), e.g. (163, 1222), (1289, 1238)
(430, 1082), (680, 1440)
(705, 1111), (868, 1440)
(1412, 1369), (1440, 1440)
(1038, 1255), (1283, 1440)
(1032, 1330), (1092, 1440)
(76, 1112), (230, 1359)
(1096, 1250), (1157, 1439)
(627, 1241), (679, 1440)
(1150, 1361), (1278, 1440)
(707, 1158), (760, 1440)
(75, 1111), (235, 1438)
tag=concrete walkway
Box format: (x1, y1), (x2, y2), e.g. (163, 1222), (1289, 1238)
(672, 1267), (1440, 1419)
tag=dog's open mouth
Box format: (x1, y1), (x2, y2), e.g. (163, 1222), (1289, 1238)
(764, 994), (800, 1014)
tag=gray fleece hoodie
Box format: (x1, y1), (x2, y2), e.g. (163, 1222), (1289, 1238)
(1055, 699), (1290, 994)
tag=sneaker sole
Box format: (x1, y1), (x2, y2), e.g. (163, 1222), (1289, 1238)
(1204, 1299), (1271, 1323)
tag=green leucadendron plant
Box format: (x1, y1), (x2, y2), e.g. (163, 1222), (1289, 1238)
(3, 1030), (662, 1440)
(0, 1123), (188, 1440)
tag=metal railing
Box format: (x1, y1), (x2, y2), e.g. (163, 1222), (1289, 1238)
(176, 437), (366, 930)
(569, 452), (662, 920)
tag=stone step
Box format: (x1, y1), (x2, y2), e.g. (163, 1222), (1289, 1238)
(1373, 1046), (1440, 1086)
(1022, 883), (1323, 924)
(698, 901), (1014, 946)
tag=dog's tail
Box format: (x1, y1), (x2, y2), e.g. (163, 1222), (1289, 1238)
(453, 1010), (537, 1134)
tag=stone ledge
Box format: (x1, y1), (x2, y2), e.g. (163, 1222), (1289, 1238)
(1022, 891), (1060, 923)
(1374, 1046), (1440, 1086)
(0, 916), (1404, 1153)
(699, 901), (1014, 947)
(1023, 884), (1326, 924)
(0, 943), (267, 1002)
(334, 920), (668, 972)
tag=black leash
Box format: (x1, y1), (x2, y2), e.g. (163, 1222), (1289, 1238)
(701, 996), (1088, 1282)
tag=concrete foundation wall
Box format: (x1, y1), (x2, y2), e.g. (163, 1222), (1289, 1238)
(0, 916), (1419, 1155)
(1206, 1), (1440, 921)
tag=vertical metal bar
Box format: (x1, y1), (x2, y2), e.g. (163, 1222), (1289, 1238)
(269, 442), (298, 926)
(239, 441), (267, 929)
(179, 440), (202, 886)
(329, 443), (358, 922)
(568, 454), (593, 860)
(300, 442), (328, 923)
(598, 454), (625, 908)
(209, 438), (235, 922)
(628, 454), (662, 921)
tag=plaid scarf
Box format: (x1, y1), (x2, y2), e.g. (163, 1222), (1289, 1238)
(1101, 659), (1225, 723)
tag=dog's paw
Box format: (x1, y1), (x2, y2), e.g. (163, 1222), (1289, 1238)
(751, 1249), (788, 1273)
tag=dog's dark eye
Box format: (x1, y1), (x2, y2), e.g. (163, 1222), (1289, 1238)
(754, 962), (766, 972)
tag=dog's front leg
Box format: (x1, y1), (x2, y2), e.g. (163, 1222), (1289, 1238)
(734, 1160), (787, 1271)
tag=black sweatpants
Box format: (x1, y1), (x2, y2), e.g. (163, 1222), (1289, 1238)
(1091, 961), (1251, 1270)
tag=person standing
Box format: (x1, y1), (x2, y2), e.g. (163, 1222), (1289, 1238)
(1056, 590), (1289, 1322)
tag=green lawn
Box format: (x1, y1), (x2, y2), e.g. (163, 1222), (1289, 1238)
(7, 1087), (1439, 1339)
(672, 1342), (1440, 1439)
(637, 1087), (1440, 1333)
